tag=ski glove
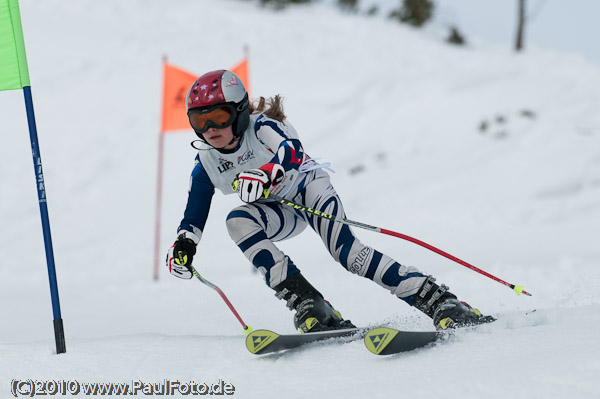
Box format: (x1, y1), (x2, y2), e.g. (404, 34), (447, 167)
(166, 231), (199, 279)
(234, 163), (285, 203)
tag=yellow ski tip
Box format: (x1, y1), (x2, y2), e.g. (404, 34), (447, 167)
(245, 329), (279, 354)
(364, 327), (399, 355)
(243, 325), (253, 335)
(513, 285), (524, 296)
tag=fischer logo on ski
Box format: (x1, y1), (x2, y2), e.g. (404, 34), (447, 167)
(245, 328), (366, 355)
(246, 331), (279, 354)
(364, 327), (440, 355)
(365, 328), (399, 354)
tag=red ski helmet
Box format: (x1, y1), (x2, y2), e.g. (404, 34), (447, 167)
(186, 70), (249, 142)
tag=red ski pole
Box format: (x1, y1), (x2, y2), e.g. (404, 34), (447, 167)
(266, 194), (531, 297)
(191, 266), (253, 334)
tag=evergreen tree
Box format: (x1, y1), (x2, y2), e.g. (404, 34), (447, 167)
(389, 0), (434, 27)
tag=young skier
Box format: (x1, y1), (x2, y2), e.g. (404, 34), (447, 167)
(166, 70), (494, 333)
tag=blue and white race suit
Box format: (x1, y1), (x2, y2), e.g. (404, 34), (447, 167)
(177, 113), (427, 304)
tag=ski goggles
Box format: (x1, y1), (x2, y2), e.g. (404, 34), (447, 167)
(188, 103), (237, 135)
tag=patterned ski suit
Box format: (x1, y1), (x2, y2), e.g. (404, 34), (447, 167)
(178, 113), (428, 304)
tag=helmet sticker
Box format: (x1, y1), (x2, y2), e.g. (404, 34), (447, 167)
(225, 76), (239, 87)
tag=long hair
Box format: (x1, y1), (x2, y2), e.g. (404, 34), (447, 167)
(249, 95), (286, 122)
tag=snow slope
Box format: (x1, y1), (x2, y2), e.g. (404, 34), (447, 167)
(1, 0), (599, 398)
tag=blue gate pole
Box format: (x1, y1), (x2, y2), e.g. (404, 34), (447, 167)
(22, 85), (66, 354)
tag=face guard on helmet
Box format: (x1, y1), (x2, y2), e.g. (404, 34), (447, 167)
(186, 70), (249, 144)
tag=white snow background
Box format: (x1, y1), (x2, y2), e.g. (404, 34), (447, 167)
(1, 0), (599, 398)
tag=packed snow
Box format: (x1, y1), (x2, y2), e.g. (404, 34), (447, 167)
(1, 1), (599, 398)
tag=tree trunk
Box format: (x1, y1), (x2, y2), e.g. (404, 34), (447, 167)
(515, 0), (526, 51)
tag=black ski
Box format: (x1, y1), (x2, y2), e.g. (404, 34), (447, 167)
(246, 327), (367, 355)
(364, 327), (441, 355)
